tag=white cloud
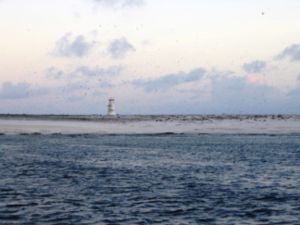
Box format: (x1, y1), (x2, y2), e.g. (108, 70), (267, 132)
(243, 60), (266, 73)
(133, 68), (206, 92)
(276, 44), (300, 61)
(53, 33), (95, 58)
(93, 0), (145, 8)
(72, 65), (123, 77)
(107, 37), (135, 59)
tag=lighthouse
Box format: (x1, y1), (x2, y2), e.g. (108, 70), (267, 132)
(107, 98), (116, 116)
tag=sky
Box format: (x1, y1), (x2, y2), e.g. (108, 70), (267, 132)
(0, 0), (300, 114)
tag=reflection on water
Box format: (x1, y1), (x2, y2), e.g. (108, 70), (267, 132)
(0, 134), (300, 224)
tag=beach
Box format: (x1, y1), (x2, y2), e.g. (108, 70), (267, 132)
(0, 115), (300, 135)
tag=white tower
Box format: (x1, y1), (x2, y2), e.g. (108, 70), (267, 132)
(107, 98), (116, 116)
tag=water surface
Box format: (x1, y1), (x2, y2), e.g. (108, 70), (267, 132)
(0, 134), (299, 224)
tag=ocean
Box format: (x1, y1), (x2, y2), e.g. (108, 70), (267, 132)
(0, 133), (299, 224)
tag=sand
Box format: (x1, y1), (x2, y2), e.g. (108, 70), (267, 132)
(0, 115), (299, 134)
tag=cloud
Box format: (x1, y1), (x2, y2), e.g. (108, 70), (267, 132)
(53, 33), (94, 57)
(72, 65), (123, 77)
(99, 81), (114, 88)
(94, 0), (144, 8)
(58, 82), (87, 93)
(133, 68), (206, 92)
(122, 0), (144, 7)
(43, 65), (121, 99)
(0, 82), (48, 99)
(46, 67), (64, 79)
(208, 74), (281, 113)
(129, 67), (293, 113)
(243, 60), (266, 73)
(276, 44), (300, 61)
(45, 65), (123, 80)
(108, 37), (135, 59)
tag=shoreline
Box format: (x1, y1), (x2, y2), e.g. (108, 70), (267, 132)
(0, 114), (299, 122)
(0, 115), (300, 135)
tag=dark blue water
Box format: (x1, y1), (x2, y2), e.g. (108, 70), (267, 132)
(0, 134), (300, 225)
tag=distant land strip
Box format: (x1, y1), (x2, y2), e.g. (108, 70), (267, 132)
(0, 114), (299, 122)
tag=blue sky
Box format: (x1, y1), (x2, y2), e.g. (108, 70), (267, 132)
(0, 0), (300, 114)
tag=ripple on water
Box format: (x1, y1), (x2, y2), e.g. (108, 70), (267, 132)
(0, 134), (299, 224)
